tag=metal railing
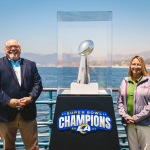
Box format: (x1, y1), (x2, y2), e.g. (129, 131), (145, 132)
(0, 88), (129, 150)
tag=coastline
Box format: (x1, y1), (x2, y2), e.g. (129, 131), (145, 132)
(112, 66), (129, 68)
(37, 65), (150, 69)
(112, 66), (150, 69)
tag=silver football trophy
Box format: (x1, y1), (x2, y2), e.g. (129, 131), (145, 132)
(77, 40), (94, 84)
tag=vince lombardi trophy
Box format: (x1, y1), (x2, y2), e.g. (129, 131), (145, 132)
(77, 40), (94, 84)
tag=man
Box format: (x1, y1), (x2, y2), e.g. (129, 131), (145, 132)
(0, 39), (43, 150)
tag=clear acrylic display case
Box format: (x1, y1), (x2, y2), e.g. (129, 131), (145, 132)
(57, 11), (113, 95)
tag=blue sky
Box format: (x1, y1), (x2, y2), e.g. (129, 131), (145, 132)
(0, 0), (150, 55)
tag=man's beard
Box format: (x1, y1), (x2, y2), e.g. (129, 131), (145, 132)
(8, 51), (19, 60)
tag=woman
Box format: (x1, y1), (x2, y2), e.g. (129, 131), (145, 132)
(117, 56), (150, 150)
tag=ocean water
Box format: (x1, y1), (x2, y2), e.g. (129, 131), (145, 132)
(3, 67), (150, 148)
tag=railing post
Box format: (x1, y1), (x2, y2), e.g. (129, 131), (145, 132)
(49, 90), (52, 140)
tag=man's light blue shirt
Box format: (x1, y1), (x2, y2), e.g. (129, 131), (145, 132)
(7, 57), (21, 86)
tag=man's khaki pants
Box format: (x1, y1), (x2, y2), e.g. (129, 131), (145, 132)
(0, 113), (39, 150)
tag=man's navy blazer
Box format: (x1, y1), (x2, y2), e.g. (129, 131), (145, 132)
(0, 57), (43, 122)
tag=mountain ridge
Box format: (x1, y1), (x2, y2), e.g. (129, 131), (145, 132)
(0, 51), (150, 66)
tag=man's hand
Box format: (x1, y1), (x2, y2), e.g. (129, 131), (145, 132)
(127, 117), (135, 124)
(20, 97), (31, 106)
(7, 99), (23, 108)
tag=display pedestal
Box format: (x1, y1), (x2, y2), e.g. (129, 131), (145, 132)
(49, 95), (120, 150)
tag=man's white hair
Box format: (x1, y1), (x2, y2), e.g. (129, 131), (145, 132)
(4, 39), (21, 50)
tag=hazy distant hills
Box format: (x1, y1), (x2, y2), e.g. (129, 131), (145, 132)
(112, 51), (150, 60)
(0, 53), (57, 66)
(21, 53), (57, 66)
(0, 51), (150, 66)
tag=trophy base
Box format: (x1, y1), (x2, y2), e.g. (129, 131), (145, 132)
(61, 89), (108, 95)
(71, 82), (98, 94)
(60, 83), (108, 95)
(69, 82), (107, 95)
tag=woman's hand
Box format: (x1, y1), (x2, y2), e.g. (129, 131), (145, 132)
(127, 117), (135, 124)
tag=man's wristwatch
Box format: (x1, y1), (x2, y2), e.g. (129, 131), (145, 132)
(29, 95), (34, 103)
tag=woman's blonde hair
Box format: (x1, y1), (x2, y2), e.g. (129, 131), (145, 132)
(128, 56), (149, 77)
